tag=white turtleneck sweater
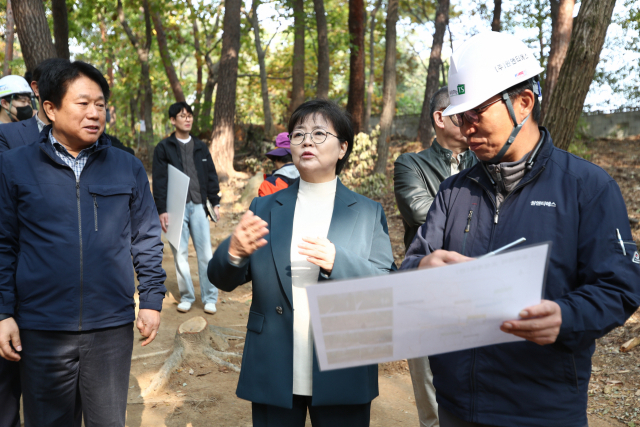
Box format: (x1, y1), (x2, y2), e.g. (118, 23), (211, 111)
(290, 177), (337, 396)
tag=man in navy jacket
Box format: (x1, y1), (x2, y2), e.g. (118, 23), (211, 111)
(402, 32), (640, 427)
(0, 61), (166, 426)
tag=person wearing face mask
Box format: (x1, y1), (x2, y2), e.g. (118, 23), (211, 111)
(0, 75), (33, 125)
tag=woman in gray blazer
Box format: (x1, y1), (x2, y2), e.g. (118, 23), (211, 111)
(208, 99), (396, 427)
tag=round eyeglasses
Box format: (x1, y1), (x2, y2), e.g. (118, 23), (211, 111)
(288, 129), (341, 145)
(450, 97), (504, 127)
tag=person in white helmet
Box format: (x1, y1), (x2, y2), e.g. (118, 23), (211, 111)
(0, 75), (34, 124)
(401, 31), (640, 427)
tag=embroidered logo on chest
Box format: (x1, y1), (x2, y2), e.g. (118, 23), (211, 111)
(633, 251), (640, 264)
(531, 201), (557, 207)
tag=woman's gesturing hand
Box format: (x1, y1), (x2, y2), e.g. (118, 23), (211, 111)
(298, 237), (336, 275)
(229, 211), (269, 258)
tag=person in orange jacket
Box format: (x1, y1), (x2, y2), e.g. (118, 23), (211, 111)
(259, 132), (300, 197)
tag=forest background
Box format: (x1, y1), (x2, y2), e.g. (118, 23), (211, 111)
(0, 0), (638, 180)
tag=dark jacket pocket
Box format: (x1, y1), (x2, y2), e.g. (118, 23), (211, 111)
(247, 311), (265, 334)
(88, 185), (133, 232)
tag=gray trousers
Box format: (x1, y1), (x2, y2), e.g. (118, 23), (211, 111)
(408, 356), (439, 427)
(19, 323), (134, 427)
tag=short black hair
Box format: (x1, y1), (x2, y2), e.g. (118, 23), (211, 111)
(169, 102), (193, 118)
(287, 99), (354, 175)
(39, 61), (110, 108)
(430, 87), (450, 131)
(24, 71), (32, 85)
(33, 58), (70, 84)
(505, 78), (541, 123)
(271, 153), (293, 163)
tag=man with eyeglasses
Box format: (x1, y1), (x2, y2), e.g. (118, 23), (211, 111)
(393, 86), (476, 427)
(152, 101), (221, 314)
(0, 75), (34, 125)
(401, 32), (640, 427)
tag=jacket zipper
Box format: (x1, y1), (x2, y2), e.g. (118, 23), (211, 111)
(462, 210), (473, 255)
(93, 195), (98, 231)
(465, 165), (546, 420)
(40, 146), (102, 332)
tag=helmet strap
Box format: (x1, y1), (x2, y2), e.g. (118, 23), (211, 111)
(488, 91), (529, 164)
(3, 99), (18, 123)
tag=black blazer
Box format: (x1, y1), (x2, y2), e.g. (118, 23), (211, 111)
(208, 179), (397, 409)
(0, 116), (40, 153)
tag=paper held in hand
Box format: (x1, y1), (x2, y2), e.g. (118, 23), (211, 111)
(165, 165), (190, 248)
(306, 243), (550, 372)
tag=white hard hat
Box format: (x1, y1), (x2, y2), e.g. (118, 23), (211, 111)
(443, 31), (544, 117)
(0, 75), (32, 99)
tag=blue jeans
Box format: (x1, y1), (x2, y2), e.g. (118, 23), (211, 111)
(169, 202), (218, 305)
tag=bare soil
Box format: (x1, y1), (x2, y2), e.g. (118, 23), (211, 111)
(125, 137), (639, 426)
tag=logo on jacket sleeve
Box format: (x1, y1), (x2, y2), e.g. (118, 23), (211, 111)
(531, 201), (556, 207)
(633, 251), (640, 264)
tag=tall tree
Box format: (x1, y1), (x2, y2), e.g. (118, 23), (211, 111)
(3, 0), (15, 76)
(373, 0), (398, 174)
(416, 0), (449, 148)
(51, 0), (70, 59)
(246, 0), (274, 137)
(346, 0), (366, 133)
(363, 0), (383, 133)
(541, 0), (574, 122)
(209, 0), (242, 179)
(117, 0), (154, 152)
(187, 0), (204, 131)
(289, 0), (305, 114)
(313, 0), (330, 99)
(544, 0), (616, 151)
(12, 0), (56, 71)
(151, 8), (186, 102)
(491, 0), (502, 32)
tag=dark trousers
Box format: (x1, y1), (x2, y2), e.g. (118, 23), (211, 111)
(252, 394), (371, 427)
(0, 358), (20, 427)
(439, 406), (589, 427)
(19, 323), (134, 427)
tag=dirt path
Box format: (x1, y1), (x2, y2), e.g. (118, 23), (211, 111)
(125, 138), (639, 426)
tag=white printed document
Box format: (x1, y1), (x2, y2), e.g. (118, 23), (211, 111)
(307, 243), (550, 371)
(165, 165), (190, 248)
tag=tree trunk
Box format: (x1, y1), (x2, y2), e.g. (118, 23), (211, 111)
(491, 0), (502, 32)
(247, 0), (274, 137)
(11, 0), (56, 71)
(363, 0), (382, 133)
(289, 0), (305, 114)
(151, 10), (185, 103)
(373, 0), (398, 174)
(416, 0), (449, 148)
(313, 0), (330, 99)
(117, 0), (154, 152)
(201, 60), (219, 133)
(346, 0), (366, 134)
(541, 0), (574, 122)
(51, 0), (69, 59)
(188, 0), (204, 132)
(210, 0), (241, 180)
(3, 0), (15, 76)
(543, 0), (615, 151)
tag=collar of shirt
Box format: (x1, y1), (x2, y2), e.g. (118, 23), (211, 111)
(49, 130), (99, 179)
(35, 113), (46, 132)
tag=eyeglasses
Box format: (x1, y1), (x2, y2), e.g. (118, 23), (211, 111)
(450, 98), (504, 127)
(177, 114), (193, 121)
(288, 129), (341, 145)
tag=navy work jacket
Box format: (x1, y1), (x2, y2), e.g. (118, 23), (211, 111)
(402, 128), (640, 427)
(0, 116), (40, 153)
(208, 179), (397, 408)
(0, 128), (166, 331)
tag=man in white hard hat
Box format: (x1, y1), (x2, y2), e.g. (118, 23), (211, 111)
(0, 75), (34, 124)
(401, 31), (640, 427)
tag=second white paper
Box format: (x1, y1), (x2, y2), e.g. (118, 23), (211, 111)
(307, 243), (550, 371)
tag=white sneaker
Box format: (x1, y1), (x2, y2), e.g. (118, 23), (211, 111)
(204, 303), (217, 314)
(177, 301), (192, 313)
